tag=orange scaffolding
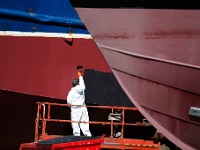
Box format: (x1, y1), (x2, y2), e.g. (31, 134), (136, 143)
(34, 102), (160, 149)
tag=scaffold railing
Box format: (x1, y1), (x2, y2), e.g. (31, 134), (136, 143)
(34, 101), (152, 142)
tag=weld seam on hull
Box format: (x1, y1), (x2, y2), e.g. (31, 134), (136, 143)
(97, 43), (200, 70)
(141, 105), (200, 127)
(111, 67), (200, 97)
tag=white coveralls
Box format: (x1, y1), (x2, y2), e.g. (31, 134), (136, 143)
(67, 76), (92, 136)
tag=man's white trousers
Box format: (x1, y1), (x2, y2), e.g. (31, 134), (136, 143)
(71, 106), (92, 136)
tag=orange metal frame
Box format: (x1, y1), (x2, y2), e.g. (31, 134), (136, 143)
(34, 102), (160, 149)
(34, 102), (140, 141)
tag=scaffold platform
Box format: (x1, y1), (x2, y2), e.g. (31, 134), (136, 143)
(20, 102), (160, 150)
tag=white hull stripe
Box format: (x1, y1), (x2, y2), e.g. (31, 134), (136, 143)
(0, 31), (92, 39)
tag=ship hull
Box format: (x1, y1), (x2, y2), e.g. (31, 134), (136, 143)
(0, 36), (110, 99)
(74, 8), (200, 149)
(0, 1), (131, 149)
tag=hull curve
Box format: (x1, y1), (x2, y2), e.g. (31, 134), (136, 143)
(75, 8), (200, 150)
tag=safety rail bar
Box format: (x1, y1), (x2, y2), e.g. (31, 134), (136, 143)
(34, 102), (151, 142)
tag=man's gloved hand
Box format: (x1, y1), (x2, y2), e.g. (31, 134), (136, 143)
(77, 71), (84, 77)
(77, 65), (84, 77)
(77, 71), (82, 77)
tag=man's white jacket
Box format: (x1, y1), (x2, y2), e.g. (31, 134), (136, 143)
(67, 76), (86, 106)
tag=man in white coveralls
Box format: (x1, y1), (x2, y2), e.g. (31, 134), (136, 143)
(67, 66), (92, 136)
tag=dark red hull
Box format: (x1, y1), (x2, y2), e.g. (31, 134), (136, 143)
(75, 8), (200, 149)
(0, 36), (113, 149)
(0, 36), (110, 99)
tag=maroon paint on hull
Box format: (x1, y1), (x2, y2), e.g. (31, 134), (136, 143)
(0, 36), (110, 99)
(0, 36), (111, 149)
(75, 8), (200, 149)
